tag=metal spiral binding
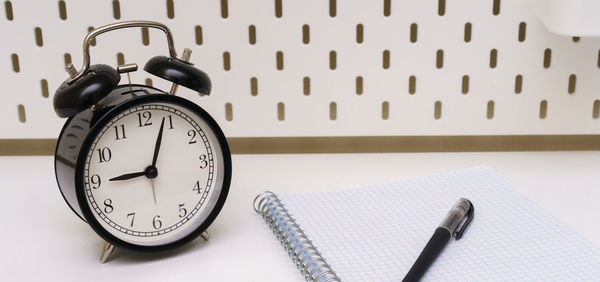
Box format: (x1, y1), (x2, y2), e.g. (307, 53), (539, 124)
(254, 191), (341, 282)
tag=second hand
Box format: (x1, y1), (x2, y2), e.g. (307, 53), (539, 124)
(150, 179), (157, 205)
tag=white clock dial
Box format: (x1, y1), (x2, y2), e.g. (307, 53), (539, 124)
(83, 102), (225, 246)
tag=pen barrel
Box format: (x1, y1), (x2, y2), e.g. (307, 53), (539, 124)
(403, 228), (452, 282)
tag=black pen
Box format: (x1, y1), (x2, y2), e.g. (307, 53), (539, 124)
(403, 198), (475, 282)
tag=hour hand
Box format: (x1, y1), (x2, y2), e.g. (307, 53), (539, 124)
(109, 171), (146, 181)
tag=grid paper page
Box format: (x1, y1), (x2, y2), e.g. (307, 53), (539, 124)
(277, 166), (600, 281)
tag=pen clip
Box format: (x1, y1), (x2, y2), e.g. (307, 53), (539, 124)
(453, 200), (474, 240)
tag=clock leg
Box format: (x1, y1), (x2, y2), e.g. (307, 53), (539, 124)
(200, 230), (210, 241)
(99, 241), (116, 264)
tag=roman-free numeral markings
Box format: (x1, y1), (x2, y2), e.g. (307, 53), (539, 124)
(114, 124), (126, 140)
(127, 213), (135, 227)
(137, 111), (152, 127)
(97, 147), (112, 163)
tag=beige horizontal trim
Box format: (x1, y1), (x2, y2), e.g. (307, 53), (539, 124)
(1, 139), (57, 156)
(228, 135), (600, 154)
(2, 135), (600, 156)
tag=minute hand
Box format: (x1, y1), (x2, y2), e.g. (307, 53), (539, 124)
(151, 117), (166, 167)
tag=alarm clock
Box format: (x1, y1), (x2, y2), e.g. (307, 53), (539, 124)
(53, 21), (231, 262)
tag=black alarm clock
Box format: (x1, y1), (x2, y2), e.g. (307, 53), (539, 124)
(53, 21), (231, 262)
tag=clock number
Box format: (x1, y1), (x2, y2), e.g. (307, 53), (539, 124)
(178, 204), (187, 218)
(137, 111), (152, 127)
(127, 213), (135, 227)
(187, 130), (197, 144)
(103, 199), (113, 214)
(113, 124), (126, 140)
(193, 180), (203, 194)
(152, 215), (162, 229)
(199, 154), (208, 169)
(90, 174), (101, 189)
(167, 115), (174, 129)
(97, 147), (112, 163)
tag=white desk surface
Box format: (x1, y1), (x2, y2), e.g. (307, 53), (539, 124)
(1, 152), (600, 281)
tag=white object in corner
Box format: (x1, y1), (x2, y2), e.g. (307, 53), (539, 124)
(535, 0), (600, 36)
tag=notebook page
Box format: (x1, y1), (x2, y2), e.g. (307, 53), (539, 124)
(277, 166), (600, 281)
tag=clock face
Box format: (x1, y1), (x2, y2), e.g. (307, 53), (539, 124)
(79, 97), (229, 248)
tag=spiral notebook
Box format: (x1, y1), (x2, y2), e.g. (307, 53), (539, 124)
(253, 166), (600, 281)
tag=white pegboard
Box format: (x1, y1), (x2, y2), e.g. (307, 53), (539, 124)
(2, 0), (600, 138)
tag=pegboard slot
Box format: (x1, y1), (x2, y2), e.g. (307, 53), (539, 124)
(356, 76), (363, 95)
(302, 25), (309, 44)
(112, 0), (121, 19)
(166, 0), (175, 19)
(4, 1), (13, 21)
(434, 101), (442, 119)
(117, 52), (125, 65)
(493, 0), (501, 15)
(382, 101), (389, 120)
(384, 0), (391, 17)
(141, 27), (150, 46)
(223, 52), (231, 71)
(518, 22), (526, 42)
(329, 102), (337, 120)
(145, 78), (152, 86)
(515, 75), (523, 94)
(64, 53), (71, 66)
(329, 51), (336, 70)
(34, 27), (43, 47)
(487, 100), (495, 119)
(195, 26), (203, 45)
(277, 102), (285, 121)
(221, 0), (229, 18)
(17, 104), (25, 123)
(568, 74), (576, 94)
(410, 23), (418, 43)
(409, 75), (416, 94)
(303, 77), (310, 95)
(276, 51), (283, 70)
(573, 36), (580, 42)
(250, 77), (258, 96)
(275, 0), (282, 18)
(464, 23), (472, 42)
(540, 100), (548, 119)
(329, 0), (336, 17)
(58, 1), (67, 20)
(356, 24), (364, 44)
(383, 50), (390, 69)
(490, 49), (498, 68)
(41, 79), (49, 98)
(88, 27), (96, 46)
(594, 100), (600, 119)
(225, 103), (233, 121)
(438, 0), (446, 16)
(11, 53), (19, 73)
(543, 48), (551, 68)
(462, 75), (469, 94)
(436, 50), (444, 69)
(249, 25), (256, 45)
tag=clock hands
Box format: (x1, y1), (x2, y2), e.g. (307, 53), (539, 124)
(109, 171), (146, 181)
(152, 117), (166, 167)
(147, 117), (166, 205)
(109, 166), (159, 182)
(108, 117), (166, 205)
(150, 180), (157, 205)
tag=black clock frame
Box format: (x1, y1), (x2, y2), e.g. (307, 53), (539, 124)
(57, 86), (232, 253)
